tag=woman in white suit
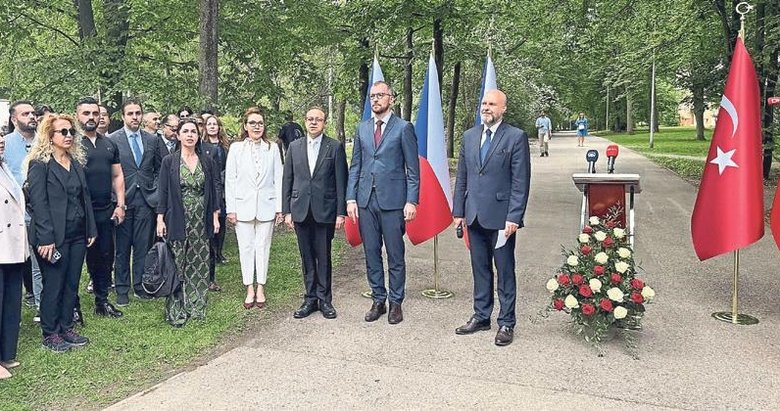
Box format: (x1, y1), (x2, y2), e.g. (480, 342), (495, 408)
(225, 107), (283, 309)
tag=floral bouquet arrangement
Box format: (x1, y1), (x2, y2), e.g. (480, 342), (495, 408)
(544, 216), (655, 354)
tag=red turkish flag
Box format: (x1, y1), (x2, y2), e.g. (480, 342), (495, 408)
(691, 38), (764, 261)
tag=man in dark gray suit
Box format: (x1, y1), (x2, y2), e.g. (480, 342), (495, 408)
(283, 107), (348, 320)
(109, 99), (162, 306)
(452, 89), (531, 346)
(346, 81), (420, 325)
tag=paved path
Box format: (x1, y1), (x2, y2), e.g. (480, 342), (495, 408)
(109, 131), (780, 410)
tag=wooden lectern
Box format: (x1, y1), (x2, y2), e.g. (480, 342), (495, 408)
(572, 173), (641, 248)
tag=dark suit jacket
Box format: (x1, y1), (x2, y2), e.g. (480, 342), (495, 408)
(452, 122), (531, 230)
(158, 135), (176, 162)
(156, 152), (219, 241)
(26, 159), (97, 249)
(346, 114), (420, 210)
(282, 135), (347, 224)
(109, 128), (162, 209)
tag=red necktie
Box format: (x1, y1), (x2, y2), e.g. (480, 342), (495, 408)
(374, 119), (383, 148)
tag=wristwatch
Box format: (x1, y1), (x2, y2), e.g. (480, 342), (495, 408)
(117, 204), (127, 211)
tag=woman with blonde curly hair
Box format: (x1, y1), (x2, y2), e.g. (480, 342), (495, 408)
(24, 113), (96, 353)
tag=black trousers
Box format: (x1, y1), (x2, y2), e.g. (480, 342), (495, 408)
(115, 195), (155, 297)
(39, 238), (86, 337)
(295, 213), (335, 304)
(208, 204), (226, 283)
(86, 208), (115, 304)
(21, 261), (32, 296)
(467, 219), (517, 327)
(0, 262), (23, 362)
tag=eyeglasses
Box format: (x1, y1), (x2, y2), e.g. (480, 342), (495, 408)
(55, 128), (77, 137)
(369, 93), (392, 100)
(306, 117), (325, 124)
(166, 124), (179, 132)
(246, 121), (265, 128)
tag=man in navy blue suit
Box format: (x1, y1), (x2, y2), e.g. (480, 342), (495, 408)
(452, 89), (531, 346)
(347, 81), (420, 325)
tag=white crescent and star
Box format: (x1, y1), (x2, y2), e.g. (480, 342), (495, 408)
(719, 95), (739, 138)
(710, 146), (739, 175)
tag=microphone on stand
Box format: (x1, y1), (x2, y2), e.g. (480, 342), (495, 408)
(586, 149), (599, 174)
(606, 145), (619, 174)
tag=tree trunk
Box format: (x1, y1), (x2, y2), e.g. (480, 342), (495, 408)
(358, 38), (370, 114)
(692, 83), (706, 140)
(336, 100), (346, 144)
(76, 0), (96, 39)
(626, 93), (634, 134)
(433, 18), (444, 87)
(198, 0), (219, 111)
(102, 0), (130, 132)
(446, 61), (461, 158)
(403, 27), (413, 121)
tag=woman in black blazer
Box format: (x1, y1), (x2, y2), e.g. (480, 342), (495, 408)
(156, 118), (220, 327)
(200, 114), (229, 291)
(25, 113), (96, 353)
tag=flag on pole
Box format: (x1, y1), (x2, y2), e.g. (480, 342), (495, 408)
(406, 53), (453, 245)
(345, 56), (386, 247)
(474, 54), (497, 127)
(691, 38), (764, 261)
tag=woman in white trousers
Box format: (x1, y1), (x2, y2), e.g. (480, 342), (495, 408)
(225, 107), (283, 309)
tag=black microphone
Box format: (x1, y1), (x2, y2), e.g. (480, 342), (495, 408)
(606, 145), (619, 174)
(586, 150), (599, 173)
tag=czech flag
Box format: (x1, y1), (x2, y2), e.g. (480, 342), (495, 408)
(406, 53), (453, 245)
(345, 56), (385, 247)
(474, 54), (497, 127)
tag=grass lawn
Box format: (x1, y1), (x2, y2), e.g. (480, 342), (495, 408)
(597, 126), (713, 157)
(2, 230), (346, 410)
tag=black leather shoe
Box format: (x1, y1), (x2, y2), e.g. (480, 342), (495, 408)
(455, 316), (491, 335)
(495, 325), (514, 346)
(95, 303), (124, 318)
(364, 302), (387, 322)
(73, 308), (85, 327)
(320, 302), (337, 319)
(293, 301), (319, 319)
(388, 302), (403, 325)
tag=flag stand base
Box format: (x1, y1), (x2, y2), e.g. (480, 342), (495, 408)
(421, 289), (453, 299)
(361, 291), (373, 299)
(711, 312), (759, 325)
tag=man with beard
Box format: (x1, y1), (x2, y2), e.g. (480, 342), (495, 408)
(4, 101), (42, 317)
(109, 99), (162, 306)
(97, 105), (110, 135)
(346, 81), (419, 325)
(77, 97), (126, 318)
(452, 89), (531, 346)
(158, 114), (179, 157)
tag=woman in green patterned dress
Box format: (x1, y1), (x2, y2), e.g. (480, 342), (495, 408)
(156, 119), (220, 327)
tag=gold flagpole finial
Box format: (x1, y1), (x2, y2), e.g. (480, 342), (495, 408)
(736, 2), (753, 39)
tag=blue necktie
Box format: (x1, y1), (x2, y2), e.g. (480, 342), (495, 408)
(130, 133), (142, 166)
(480, 128), (492, 166)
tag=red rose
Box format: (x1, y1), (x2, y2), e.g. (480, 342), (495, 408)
(580, 244), (592, 254)
(583, 226), (594, 234)
(630, 278), (645, 290)
(572, 274), (584, 285)
(603, 237), (614, 247)
(610, 273), (622, 284)
(581, 303), (596, 316)
(599, 299), (613, 312)
(558, 274), (571, 286)
(594, 265), (605, 275)
(606, 220), (617, 229)
(553, 299), (565, 311)
(579, 284), (593, 297)
(630, 292), (644, 304)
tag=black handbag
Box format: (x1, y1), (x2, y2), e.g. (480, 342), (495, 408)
(141, 239), (181, 297)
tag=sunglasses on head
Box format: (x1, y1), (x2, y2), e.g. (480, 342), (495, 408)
(56, 128), (77, 137)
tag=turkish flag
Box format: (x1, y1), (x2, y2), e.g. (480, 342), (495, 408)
(691, 38), (764, 261)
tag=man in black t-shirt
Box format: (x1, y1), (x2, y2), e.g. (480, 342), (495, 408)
(77, 97), (127, 318)
(277, 112), (303, 163)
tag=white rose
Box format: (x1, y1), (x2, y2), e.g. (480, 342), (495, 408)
(613, 228), (626, 239)
(589, 216), (600, 226)
(578, 233), (591, 243)
(594, 231), (607, 241)
(564, 294), (579, 308)
(607, 287), (624, 302)
(589, 278), (602, 293)
(617, 247), (631, 258)
(567, 255), (579, 266)
(594, 252), (609, 264)
(546, 278), (559, 292)
(641, 286), (656, 301)
(613, 306), (628, 319)
(615, 261), (630, 274)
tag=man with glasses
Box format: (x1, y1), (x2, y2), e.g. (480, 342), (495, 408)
(346, 81), (419, 325)
(159, 114), (179, 156)
(4, 101), (43, 319)
(109, 98), (162, 306)
(283, 107), (348, 320)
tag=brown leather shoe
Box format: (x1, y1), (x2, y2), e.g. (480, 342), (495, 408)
(494, 325), (514, 346)
(388, 302), (403, 325)
(364, 302), (387, 322)
(455, 316), (491, 335)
